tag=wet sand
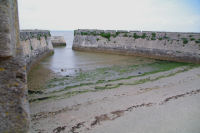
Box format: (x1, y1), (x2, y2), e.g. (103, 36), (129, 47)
(29, 65), (200, 133)
(28, 62), (55, 91)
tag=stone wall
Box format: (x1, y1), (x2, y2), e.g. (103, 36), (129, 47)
(51, 36), (66, 46)
(0, 0), (29, 132)
(73, 29), (200, 63)
(20, 30), (54, 71)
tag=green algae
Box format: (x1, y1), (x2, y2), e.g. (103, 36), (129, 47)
(44, 61), (198, 94)
(30, 64), (197, 103)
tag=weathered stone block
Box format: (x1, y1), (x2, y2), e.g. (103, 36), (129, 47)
(51, 36), (66, 46)
(0, 0), (30, 132)
(0, 0), (13, 57)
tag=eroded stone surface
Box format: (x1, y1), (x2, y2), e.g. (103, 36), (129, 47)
(0, 0), (30, 132)
(51, 36), (66, 46)
(20, 30), (54, 71)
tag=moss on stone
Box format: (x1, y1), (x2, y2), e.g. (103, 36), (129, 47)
(133, 33), (140, 39)
(0, 67), (5, 71)
(141, 33), (146, 39)
(182, 38), (188, 44)
(100, 32), (111, 40)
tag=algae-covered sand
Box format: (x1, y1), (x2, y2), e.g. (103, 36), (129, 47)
(29, 60), (200, 133)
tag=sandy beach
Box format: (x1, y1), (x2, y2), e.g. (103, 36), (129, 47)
(29, 63), (200, 133)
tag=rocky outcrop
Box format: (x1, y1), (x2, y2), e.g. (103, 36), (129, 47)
(0, 0), (29, 132)
(51, 36), (66, 46)
(73, 29), (200, 63)
(20, 30), (54, 71)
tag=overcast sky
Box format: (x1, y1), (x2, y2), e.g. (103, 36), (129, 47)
(18, 0), (200, 32)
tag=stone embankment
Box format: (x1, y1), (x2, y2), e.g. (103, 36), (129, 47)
(51, 36), (66, 46)
(20, 30), (54, 71)
(73, 29), (200, 63)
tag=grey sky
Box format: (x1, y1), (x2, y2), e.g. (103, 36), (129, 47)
(18, 0), (200, 32)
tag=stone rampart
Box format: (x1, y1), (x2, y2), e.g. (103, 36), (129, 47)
(73, 29), (200, 63)
(20, 30), (54, 71)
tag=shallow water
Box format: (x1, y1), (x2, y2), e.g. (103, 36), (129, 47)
(42, 31), (155, 76)
(28, 31), (157, 90)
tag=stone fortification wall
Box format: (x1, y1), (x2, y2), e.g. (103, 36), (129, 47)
(73, 29), (200, 63)
(51, 36), (66, 46)
(0, 0), (29, 132)
(20, 30), (54, 71)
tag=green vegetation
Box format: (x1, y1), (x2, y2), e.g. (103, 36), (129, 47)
(81, 32), (89, 35)
(127, 68), (191, 85)
(93, 64), (197, 91)
(30, 62), (199, 103)
(152, 32), (156, 38)
(30, 45), (33, 50)
(151, 32), (156, 40)
(133, 33), (140, 39)
(182, 38), (188, 44)
(76, 31), (184, 42)
(44, 34), (47, 40)
(115, 32), (120, 36)
(75, 30), (149, 40)
(141, 33), (146, 39)
(195, 40), (200, 44)
(195, 38), (200, 43)
(74, 30), (200, 47)
(100, 32), (111, 40)
(44, 61), (198, 95)
(75, 31), (196, 45)
(30, 32), (34, 38)
(77, 31), (124, 39)
(90, 32), (97, 36)
(123, 33), (128, 37)
(80, 31), (112, 40)
(112, 32), (121, 38)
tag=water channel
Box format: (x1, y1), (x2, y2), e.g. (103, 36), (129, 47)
(28, 31), (164, 91)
